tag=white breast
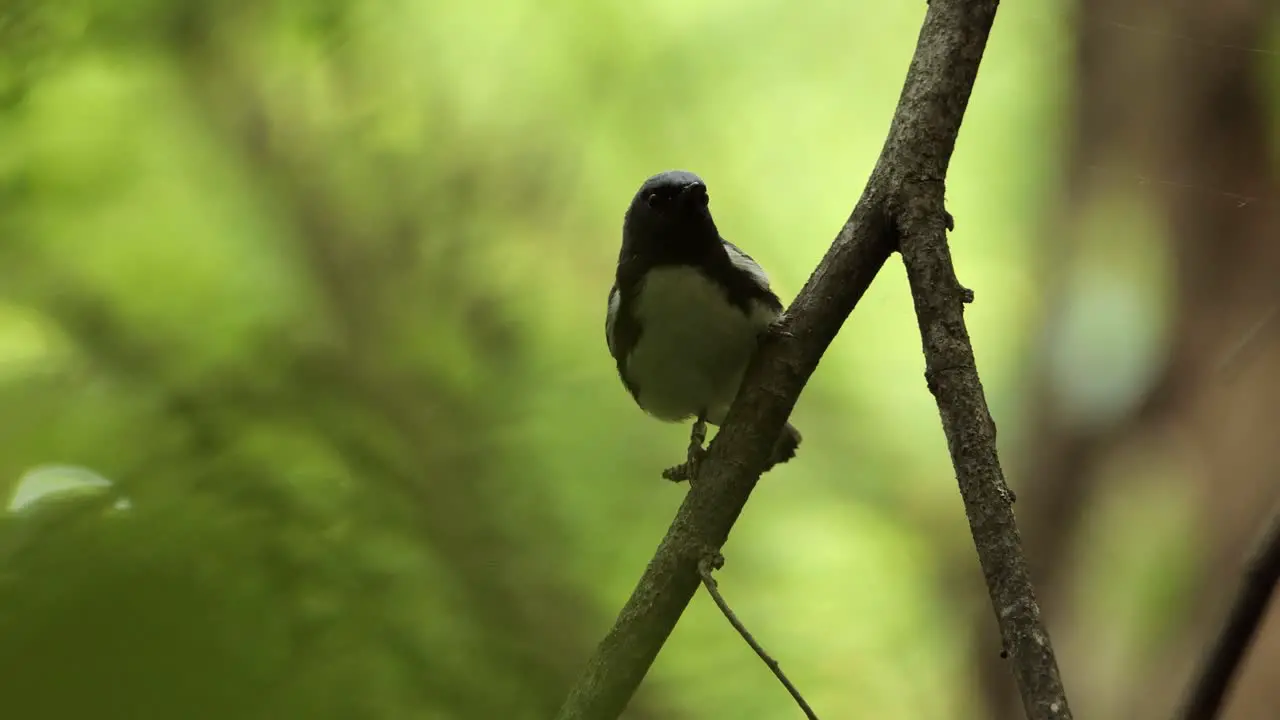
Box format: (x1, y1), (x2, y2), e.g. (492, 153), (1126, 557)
(625, 266), (778, 424)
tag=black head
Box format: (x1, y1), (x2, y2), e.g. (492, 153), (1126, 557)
(621, 170), (719, 260)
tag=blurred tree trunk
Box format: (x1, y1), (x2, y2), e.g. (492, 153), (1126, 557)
(976, 1), (1280, 718)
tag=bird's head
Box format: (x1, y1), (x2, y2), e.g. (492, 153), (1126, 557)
(622, 170), (719, 254)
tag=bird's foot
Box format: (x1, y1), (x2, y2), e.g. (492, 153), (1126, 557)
(768, 318), (797, 340)
(662, 450), (706, 483)
(663, 418), (709, 483)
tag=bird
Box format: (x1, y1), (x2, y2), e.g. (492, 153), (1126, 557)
(605, 170), (801, 480)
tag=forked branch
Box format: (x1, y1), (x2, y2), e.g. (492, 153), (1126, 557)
(554, 2), (1073, 718)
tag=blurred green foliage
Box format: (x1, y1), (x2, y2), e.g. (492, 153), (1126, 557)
(0, 0), (1126, 718)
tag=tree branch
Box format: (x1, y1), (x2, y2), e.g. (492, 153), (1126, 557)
(555, 2), (1074, 718)
(896, 174), (1071, 720)
(696, 553), (819, 720)
(1178, 512), (1280, 720)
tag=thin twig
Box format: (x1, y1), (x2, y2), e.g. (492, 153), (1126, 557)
(1178, 512), (1280, 720)
(697, 553), (820, 720)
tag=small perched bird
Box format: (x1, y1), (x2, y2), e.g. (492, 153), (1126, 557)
(605, 170), (801, 480)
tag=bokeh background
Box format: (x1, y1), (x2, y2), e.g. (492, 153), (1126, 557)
(1, 1), (1278, 718)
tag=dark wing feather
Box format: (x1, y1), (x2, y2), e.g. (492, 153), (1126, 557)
(721, 239), (784, 313)
(605, 283), (621, 359)
(605, 282), (642, 400)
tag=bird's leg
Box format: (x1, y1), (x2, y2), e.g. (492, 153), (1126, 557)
(662, 414), (709, 483)
(689, 415), (708, 457)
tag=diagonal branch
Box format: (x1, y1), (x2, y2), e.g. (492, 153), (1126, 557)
(896, 178), (1071, 719)
(556, 2), (1075, 719)
(1177, 511), (1280, 720)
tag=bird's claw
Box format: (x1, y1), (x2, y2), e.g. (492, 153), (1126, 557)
(663, 418), (709, 483)
(662, 447), (707, 483)
(768, 320), (797, 340)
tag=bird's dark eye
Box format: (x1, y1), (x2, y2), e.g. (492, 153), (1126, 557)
(645, 192), (661, 208)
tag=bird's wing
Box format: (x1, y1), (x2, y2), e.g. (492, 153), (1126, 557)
(605, 283), (621, 359)
(605, 282), (642, 400)
(722, 238), (784, 314)
(722, 239), (772, 292)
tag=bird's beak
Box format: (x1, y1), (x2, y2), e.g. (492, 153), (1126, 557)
(680, 182), (709, 206)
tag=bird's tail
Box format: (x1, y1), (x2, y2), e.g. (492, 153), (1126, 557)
(765, 422), (802, 471)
